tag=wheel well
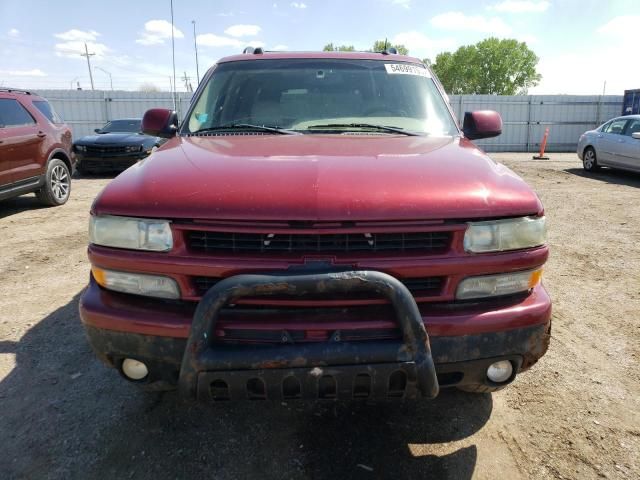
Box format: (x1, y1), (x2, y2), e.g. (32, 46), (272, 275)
(50, 151), (72, 172)
(584, 145), (595, 156)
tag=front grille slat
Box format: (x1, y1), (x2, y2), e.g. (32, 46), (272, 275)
(187, 231), (451, 255)
(85, 145), (129, 155)
(193, 276), (444, 298)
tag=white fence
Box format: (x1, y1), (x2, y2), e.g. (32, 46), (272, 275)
(449, 94), (623, 152)
(38, 90), (193, 139)
(37, 90), (624, 152)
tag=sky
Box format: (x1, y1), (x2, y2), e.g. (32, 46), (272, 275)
(0, 0), (638, 95)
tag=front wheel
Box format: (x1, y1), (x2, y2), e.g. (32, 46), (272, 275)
(36, 159), (71, 206)
(583, 147), (599, 172)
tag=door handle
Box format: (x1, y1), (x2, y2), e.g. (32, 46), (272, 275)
(36, 131), (47, 138)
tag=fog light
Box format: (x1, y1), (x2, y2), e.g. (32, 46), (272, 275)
(122, 358), (148, 380)
(486, 360), (513, 383)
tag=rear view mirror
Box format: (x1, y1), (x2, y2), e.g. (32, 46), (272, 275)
(463, 110), (502, 140)
(632, 132), (640, 140)
(142, 108), (178, 138)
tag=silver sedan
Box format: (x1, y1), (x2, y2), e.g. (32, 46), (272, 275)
(577, 115), (640, 173)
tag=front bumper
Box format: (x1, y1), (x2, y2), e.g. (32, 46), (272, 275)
(80, 271), (551, 401)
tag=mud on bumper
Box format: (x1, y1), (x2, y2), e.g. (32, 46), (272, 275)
(83, 271), (551, 401)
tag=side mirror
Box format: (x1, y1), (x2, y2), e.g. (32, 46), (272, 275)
(632, 132), (640, 140)
(141, 108), (178, 138)
(463, 110), (502, 140)
(94, 128), (101, 133)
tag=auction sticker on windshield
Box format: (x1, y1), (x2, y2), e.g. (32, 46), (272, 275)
(384, 64), (431, 78)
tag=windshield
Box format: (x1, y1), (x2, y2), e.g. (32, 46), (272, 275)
(101, 119), (141, 133)
(185, 59), (457, 136)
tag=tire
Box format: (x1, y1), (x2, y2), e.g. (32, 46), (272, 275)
(457, 383), (507, 394)
(583, 147), (599, 172)
(36, 159), (71, 206)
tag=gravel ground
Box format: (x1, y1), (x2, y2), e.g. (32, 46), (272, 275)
(0, 153), (638, 480)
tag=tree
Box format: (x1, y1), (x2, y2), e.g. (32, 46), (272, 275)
(323, 43), (355, 52)
(138, 82), (160, 92)
(322, 41), (409, 55)
(431, 38), (541, 95)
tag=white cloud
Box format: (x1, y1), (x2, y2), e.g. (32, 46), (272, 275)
(224, 24), (261, 37)
(54, 29), (100, 41)
(391, 31), (455, 59)
(430, 12), (512, 35)
(136, 20), (184, 46)
(488, 1), (549, 13)
(54, 41), (110, 58)
(8, 28), (20, 37)
(197, 33), (265, 50)
(271, 44), (289, 51)
(392, 0), (411, 8)
(290, 2), (307, 8)
(4, 69), (47, 77)
(196, 34), (244, 48)
(597, 16), (640, 39)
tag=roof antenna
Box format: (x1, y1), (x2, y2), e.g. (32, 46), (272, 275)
(383, 38), (388, 50)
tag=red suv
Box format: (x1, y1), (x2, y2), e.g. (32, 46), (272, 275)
(0, 88), (74, 206)
(80, 51), (551, 401)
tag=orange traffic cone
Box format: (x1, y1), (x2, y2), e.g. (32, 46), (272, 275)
(533, 128), (550, 159)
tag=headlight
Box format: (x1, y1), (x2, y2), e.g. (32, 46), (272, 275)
(464, 216), (546, 253)
(89, 215), (173, 251)
(75, 145), (87, 152)
(92, 267), (180, 299)
(125, 145), (143, 153)
(456, 268), (542, 300)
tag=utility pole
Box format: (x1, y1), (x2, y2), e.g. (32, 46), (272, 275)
(170, 0), (177, 115)
(181, 71), (193, 92)
(169, 76), (176, 111)
(191, 20), (200, 84)
(80, 42), (95, 90)
(95, 66), (113, 90)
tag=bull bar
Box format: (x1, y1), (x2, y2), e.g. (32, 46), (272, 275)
(178, 270), (440, 401)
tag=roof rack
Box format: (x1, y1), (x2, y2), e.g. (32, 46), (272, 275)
(0, 87), (32, 95)
(243, 46), (264, 55)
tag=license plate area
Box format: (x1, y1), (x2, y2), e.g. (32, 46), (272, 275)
(197, 363), (419, 402)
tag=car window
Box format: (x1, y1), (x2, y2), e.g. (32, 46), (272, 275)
(33, 100), (63, 124)
(624, 119), (640, 136)
(599, 121), (611, 132)
(0, 98), (36, 127)
(100, 120), (142, 133)
(602, 118), (628, 135)
(186, 59), (458, 136)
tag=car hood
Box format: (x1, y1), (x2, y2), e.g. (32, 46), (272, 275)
(76, 133), (151, 145)
(92, 134), (543, 221)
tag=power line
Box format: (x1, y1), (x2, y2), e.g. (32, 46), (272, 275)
(181, 71), (193, 92)
(80, 43), (96, 91)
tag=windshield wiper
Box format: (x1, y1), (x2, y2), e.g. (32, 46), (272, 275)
(304, 123), (421, 136)
(191, 123), (299, 135)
